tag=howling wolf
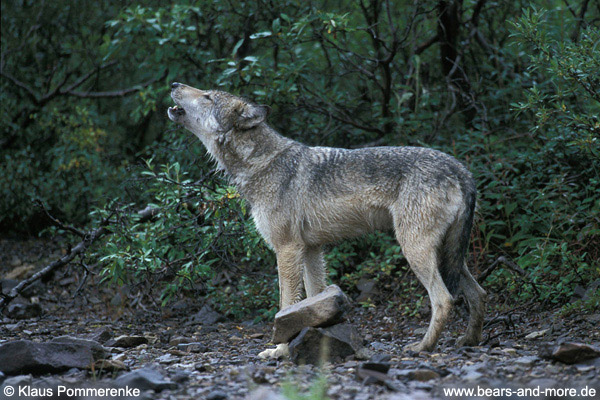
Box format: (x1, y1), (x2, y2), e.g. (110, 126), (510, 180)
(168, 83), (486, 359)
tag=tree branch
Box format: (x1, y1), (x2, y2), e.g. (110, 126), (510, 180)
(64, 70), (167, 98)
(0, 223), (110, 310)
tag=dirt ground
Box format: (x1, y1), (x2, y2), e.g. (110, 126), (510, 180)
(1, 237), (599, 400)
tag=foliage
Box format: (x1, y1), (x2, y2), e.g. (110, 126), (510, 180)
(96, 155), (276, 316)
(2, 1), (599, 316)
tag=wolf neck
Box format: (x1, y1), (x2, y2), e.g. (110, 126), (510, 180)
(214, 123), (295, 193)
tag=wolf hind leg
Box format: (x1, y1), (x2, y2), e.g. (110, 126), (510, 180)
(303, 246), (327, 297)
(457, 265), (486, 346)
(399, 234), (454, 353)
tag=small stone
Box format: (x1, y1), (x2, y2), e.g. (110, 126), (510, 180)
(109, 335), (148, 348)
(250, 333), (265, 339)
(541, 342), (600, 364)
(6, 303), (42, 319)
(178, 342), (208, 353)
(5, 264), (34, 279)
(525, 329), (549, 340)
(413, 327), (428, 335)
(514, 355), (539, 366)
(169, 336), (192, 346)
(355, 279), (379, 302)
(408, 369), (440, 381)
(156, 354), (178, 364)
(92, 359), (128, 372)
(89, 328), (112, 344)
(246, 387), (286, 400)
(195, 363), (213, 372)
(360, 354), (392, 374)
(501, 348), (518, 356)
(576, 365), (595, 373)
(463, 370), (483, 381)
(171, 370), (191, 383)
(206, 389), (228, 400)
(114, 367), (177, 392)
(188, 305), (225, 326)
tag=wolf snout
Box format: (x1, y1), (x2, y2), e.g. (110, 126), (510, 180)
(171, 82), (182, 89)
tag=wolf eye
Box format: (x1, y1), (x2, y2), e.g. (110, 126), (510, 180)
(203, 94), (212, 101)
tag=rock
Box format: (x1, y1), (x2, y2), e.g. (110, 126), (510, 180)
(177, 342), (208, 353)
(355, 278), (379, 302)
(6, 302), (42, 319)
(114, 367), (177, 392)
(109, 335), (148, 348)
(5, 264), (35, 279)
(206, 389), (228, 400)
(171, 370), (191, 383)
(187, 304), (225, 326)
(246, 386), (286, 400)
(1, 279), (18, 293)
(360, 354), (392, 374)
(408, 369), (440, 381)
(288, 323), (364, 365)
(514, 355), (539, 366)
(388, 391), (432, 400)
(169, 336), (192, 346)
(0, 337), (105, 375)
(50, 336), (106, 360)
(89, 328), (112, 344)
(540, 342), (600, 364)
(92, 359), (128, 372)
(156, 354), (178, 364)
(356, 367), (390, 385)
(525, 329), (549, 340)
(583, 279), (600, 301)
(273, 285), (351, 344)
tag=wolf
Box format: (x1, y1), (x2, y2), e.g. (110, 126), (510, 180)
(168, 83), (486, 359)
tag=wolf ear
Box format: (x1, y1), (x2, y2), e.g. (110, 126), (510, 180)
(235, 103), (270, 130)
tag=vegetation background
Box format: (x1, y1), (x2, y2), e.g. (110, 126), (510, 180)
(1, 0), (598, 320)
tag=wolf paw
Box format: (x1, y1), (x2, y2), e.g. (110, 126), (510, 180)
(403, 341), (426, 353)
(258, 343), (289, 359)
(457, 334), (481, 348)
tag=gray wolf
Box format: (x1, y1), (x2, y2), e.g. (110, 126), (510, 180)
(167, 83), (486, 358)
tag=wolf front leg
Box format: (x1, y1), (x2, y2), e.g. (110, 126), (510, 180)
(259, 243), (305, 360)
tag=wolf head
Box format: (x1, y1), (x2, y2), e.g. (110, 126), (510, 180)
(168, 83), (280, 182)
(168, 83), (269, 145)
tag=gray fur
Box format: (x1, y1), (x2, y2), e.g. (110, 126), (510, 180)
(168, 83), (486, 357)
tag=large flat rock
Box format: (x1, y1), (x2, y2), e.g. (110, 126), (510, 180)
(0, 336), (105, 375)
(273, 285), (351, 344)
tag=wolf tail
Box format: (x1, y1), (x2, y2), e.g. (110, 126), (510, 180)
(438, 182), (477, 297)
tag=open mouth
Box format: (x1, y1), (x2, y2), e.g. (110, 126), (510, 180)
(167, 104), (186, 121)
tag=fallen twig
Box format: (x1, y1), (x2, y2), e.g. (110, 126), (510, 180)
(0, 217), (112, 310)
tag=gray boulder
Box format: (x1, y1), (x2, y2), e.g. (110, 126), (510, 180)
(0, 337), (105, 375)
(273, 285), (351, 344)
(114, 367), (178, 392)
(288, 323), (364, 365)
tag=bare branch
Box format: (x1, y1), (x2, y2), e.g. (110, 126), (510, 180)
(36, 200), (85, 238)
(415, 34), (439, 55)
(0, 70), (40, 104)
(61, 60), (118, 94)
(65, 70), (167, 98)
(0, 224), (110, 310)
